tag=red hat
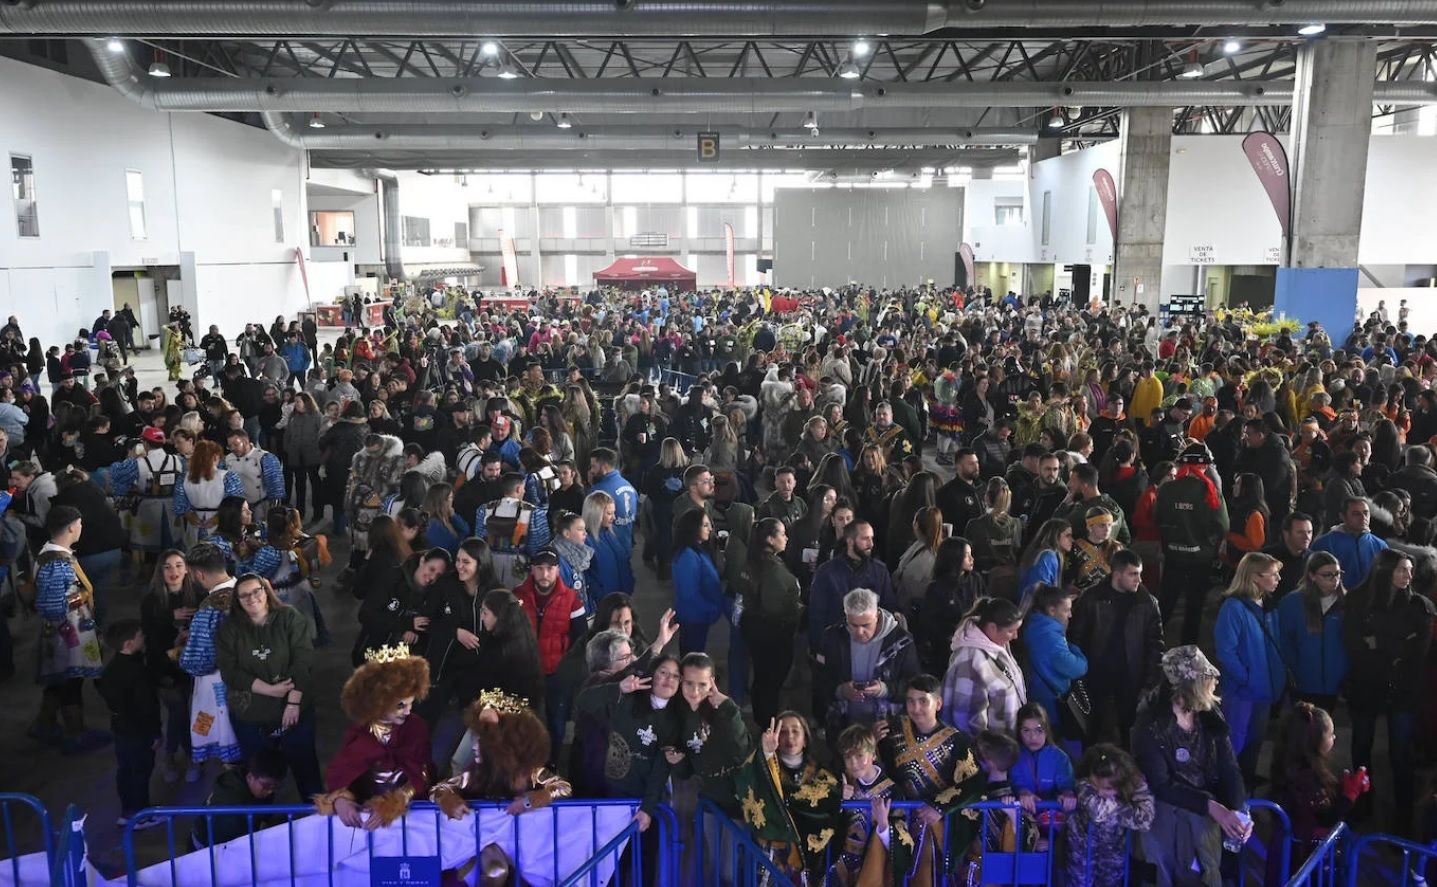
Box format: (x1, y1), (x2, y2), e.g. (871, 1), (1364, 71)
(141, 427), (166, 445)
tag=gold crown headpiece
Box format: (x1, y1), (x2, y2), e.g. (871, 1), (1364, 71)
(364, 643), (412, 664)
(477, 689), (530, 716)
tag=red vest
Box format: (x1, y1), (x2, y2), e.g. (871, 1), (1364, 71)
(514, 576), (582, 675)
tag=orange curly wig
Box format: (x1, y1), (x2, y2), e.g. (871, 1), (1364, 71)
(340, 656), (430, 725)
(463, 707), (551, 797)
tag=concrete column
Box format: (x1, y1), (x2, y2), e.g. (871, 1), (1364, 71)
(1112, 106), (1171, 311)
(1274, 40), (1376, 339)
(1289, 40), (1377, 269)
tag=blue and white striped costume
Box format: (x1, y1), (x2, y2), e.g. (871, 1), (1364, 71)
(174, 470), (245, 549)
(179, 580), (243, 764)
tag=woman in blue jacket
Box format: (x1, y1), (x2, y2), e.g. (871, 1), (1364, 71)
(583, 490), (634, 601)
(1215, 552), (1287, 785)
(1275, 551), (1348, 714)
(1017, 518), (1073, 610)
(1022, 583), (1089, 737)
(671, 508), (723, 655)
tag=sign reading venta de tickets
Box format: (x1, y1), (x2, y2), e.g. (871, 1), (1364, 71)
(1241, 132), (1292, 243)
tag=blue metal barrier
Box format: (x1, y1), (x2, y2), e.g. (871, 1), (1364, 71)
(1249, 797), (1295, 886)
(48, 805), (84, 887)
(1344, 832), (1437, 887)
(0, 793), (54, 887)
(124, 798), (673, 887)
(695, 797), (796, 886)
(1284, 822), (1346, 887)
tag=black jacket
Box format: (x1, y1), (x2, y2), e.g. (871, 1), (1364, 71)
(51, 480), (127, 554)
(1385, 463), (1437, 520)
(911, 572), (986, 676)
(1132, 683), (1246, 817)
(815, 615), (921, 735)
(354, 555), (428, 664)
(936, 476), (983, 534)
(98, 651), (161, 739)
(1342, 584), (1435, 713)
(1068, 578), (1165, 694)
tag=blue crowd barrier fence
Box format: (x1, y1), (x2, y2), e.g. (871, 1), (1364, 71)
(49, 805), (85, 887)
(1285, 822), (1347, 887)
(123, 798), (674, 887)
(695, 797), (797, 887)
(0, 794), (53, 887)
(699, 795), (1292, 887)
(1343, 831), (1437, 887)
(557, 804), (680, 887)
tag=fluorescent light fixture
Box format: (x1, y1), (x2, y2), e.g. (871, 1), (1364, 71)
(1223, 39), (1242, 54)
(307, 114), (325, 129)
(106, 37), (125, 53)
(837, 59), (861, 80)
(556, 113), (573, 129)
(148, 61), (171, 77)
(803, 111), (819, 130)
(1180, 62), (1204, 78)
(481, 41), (500, 57)
(1298, 23), (1327, 36)
(852, 39), (872, 57)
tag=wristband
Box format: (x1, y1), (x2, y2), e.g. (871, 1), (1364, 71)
(286, 701), (300, 707)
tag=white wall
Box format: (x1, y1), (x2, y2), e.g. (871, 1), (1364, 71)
(962, 180), (1034, 263)
(395, 172), (472, 266)
(0, 55), (310, 345)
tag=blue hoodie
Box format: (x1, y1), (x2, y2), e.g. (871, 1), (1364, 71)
(1214, 597), (1286, 702)
(672, 546), (724, 627)
(1275, 590), (1348, 697)
(1022, 610), (1089, 727)
(585, 528), (635, 599)
(1011, 744), (1076, 800)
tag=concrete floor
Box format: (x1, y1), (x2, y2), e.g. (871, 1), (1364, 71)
(0, 337), (1410, 882)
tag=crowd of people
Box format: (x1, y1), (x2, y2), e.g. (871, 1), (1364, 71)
(1, 284), (1435, 885)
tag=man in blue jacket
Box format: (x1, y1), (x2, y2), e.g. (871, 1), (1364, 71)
(279, 333), (310, 391)
(808, 520), (899, 650)
(587, 447), (637, 555)
(1309, 496), (1388, 586)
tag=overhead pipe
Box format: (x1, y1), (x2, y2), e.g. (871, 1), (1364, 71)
(14, 1), (1437, 36)
(362, 169), (405, 282)
(308, 146), (1024, 171)
(263, 113), (1040, 150)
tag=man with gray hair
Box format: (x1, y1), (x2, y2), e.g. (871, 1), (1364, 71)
(814, 587), (920, 737)
(585, 629), (636, 679)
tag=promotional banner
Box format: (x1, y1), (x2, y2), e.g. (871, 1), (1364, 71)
(293, 247), (311, 303)
(499, 231), (520, 287)
(958, 242), (976, 289)
(1092, 169), (1119, 243)
(724, 222), (736, 286)
(1242, 131), (1293, 244)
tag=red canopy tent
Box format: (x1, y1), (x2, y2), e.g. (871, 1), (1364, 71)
(593, 257), (697, 292)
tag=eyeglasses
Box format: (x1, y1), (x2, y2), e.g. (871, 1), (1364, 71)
(1315, 571), (1342, 579)
(237, 588), (266, 602)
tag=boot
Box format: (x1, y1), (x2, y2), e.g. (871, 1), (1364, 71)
(60, 704), (111, 754)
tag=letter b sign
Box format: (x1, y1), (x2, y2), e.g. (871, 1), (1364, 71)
(697, 132), (720, 163)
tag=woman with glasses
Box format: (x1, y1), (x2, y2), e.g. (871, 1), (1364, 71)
(215, 574), (321, 799)
(1275, 551), (1348, 715)
(1214, 552), (1287, 787)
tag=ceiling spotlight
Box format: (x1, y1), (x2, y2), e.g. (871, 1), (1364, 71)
(556, 113), (573, 129)
(1223, 39), (1242, 55)
(481, 41), (500, 57)
(1047, 112), (1064, 130)
(803, 111), (819, 130)
(497, 58), (521, 79)
(852, 39), (872, 57)
(106, 37), (125, 53)
(837, 59), (861, 80)
(1298, 23), (1327, 36)
(1180, 61), (1204, 79)
(528, 110), (545, 121)
(147, 61), (171, 78)
(307, 113), (325, 129)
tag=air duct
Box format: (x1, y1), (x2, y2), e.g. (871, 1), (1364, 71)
(262, 113), (1040, 150)
(13, 1), (1437, 36)
(363, 169), (405, 282)
(312, 146), (1024, 171)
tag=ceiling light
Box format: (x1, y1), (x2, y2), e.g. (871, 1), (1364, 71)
(106, 37), (124, 53)
(1223, 39), (1242, 55)
(147, 61), (171, 78)
(1298, 23), (1327, 36)
(852, 39), (872, 57)
(803, 111), (819, 130)
(1047, 115), (1064, 130)
(556, 113), (573, 129)
(528, 111), (545, 121)
(837, 59), (861, 80)
(481, 41), (500, 57)
(1180, 62), (1204, 79)
(307, 113), (325, 129)
(497, 58), (521, 80)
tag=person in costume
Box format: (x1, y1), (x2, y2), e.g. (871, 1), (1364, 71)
(875, 673), (986, 884)
(178, 543), (244, 769)
(828, 723), (914, 887)
(430, 690), (572, 818)
(314, 643), (432, 830)
(174, 439), (244, 549)
(735, 711), (843, 882)
(108, 426), (185, 557)
(1065, 507), (1123, 592)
